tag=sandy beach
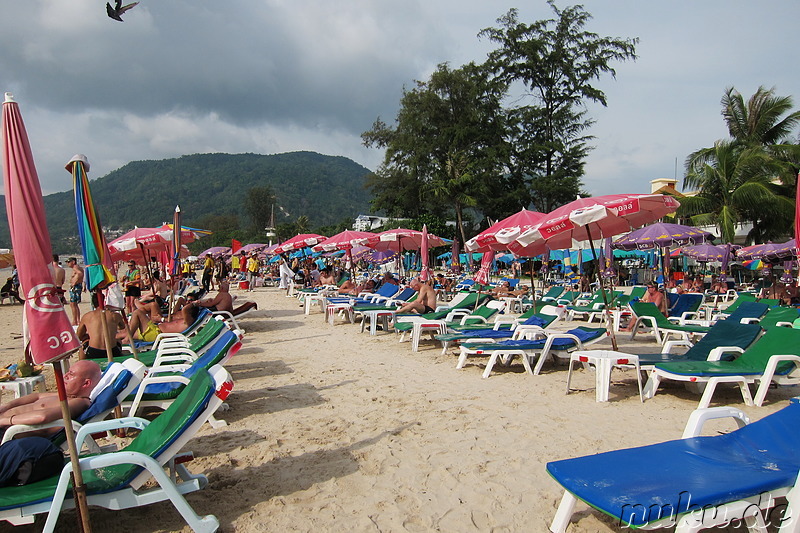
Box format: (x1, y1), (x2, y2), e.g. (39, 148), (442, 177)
(0, 284), (795, 532)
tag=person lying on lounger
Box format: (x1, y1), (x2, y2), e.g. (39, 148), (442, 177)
(0, 360), (101, 437)
(196, 280), (234, 314)
(76, 308), (126, 360)
(123, 301), (201, 343)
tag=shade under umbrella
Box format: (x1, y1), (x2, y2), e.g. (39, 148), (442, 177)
(3, 92), (90, 530)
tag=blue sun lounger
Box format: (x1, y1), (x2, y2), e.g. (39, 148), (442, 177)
(548, 400), (800, 532)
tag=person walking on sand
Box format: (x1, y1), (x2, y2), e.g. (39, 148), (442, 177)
(122, 260), (142, 314)
(66, 257), (84, 326)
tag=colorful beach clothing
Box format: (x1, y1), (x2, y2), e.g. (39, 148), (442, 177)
(140, 321), (161, 343)
(69, 284), (82, 304)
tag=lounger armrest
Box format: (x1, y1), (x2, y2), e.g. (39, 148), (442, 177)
(492, 316), (517, 328)
(152, 352), (197, 367)
(144, 364), (192, 375)
(513, 325), (546, 335)
(707, 346), (744, 362)
(1, 419), (84, 444)
(776, 321), (794, 327)
(740, 317), (760, 324)
(591, 303), (605, 310)
(445, 310), (470, 322)
(75, 416), (150, 449)
(662, 339), (693, 354)
(459, 315), (489, 326)
(681, 406), (750, 438)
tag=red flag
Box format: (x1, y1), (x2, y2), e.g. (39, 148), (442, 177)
(231, 239), (242, 254)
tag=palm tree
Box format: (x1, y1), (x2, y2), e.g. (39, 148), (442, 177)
(680, 140), (793, 243)
(681, 87), (800, 242)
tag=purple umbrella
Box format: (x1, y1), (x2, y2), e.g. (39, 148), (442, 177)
(611, 222), (713, 251)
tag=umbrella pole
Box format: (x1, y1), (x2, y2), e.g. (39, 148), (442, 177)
(53, 360), (93, 533)
(586, 227), (618, 351)
(529, 259), (537, 313)
(96, 292), (126, 431)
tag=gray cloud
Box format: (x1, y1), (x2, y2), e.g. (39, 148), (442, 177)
(0, 0), (798, 199)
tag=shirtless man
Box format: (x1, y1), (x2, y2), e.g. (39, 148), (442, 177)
(0, 360), (101, 436)
(51, 254), (66, 305)
(76, 308), (126, 360)
(124, 301), (201, 343)
(66, 258), (84, 326)
(196, 281), (234, 314)
(624, 282), (667, 331)
(316, 269), (336, 287)
(396, 278), (437, 314)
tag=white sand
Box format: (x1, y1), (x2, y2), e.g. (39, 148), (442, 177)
(0, 286), (794, 532)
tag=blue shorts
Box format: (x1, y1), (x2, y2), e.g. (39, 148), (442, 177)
(69, 285), (82, 304)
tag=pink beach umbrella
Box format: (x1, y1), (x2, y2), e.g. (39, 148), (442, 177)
(2, 92), (91, 529)
(466, 208), (546, 252)
(474, 251), (495, 286)
(419, 225), (431, 281)
(365, 228), (448, 252)
(273, 233), (326, 255)
(311, 230), (376, 252)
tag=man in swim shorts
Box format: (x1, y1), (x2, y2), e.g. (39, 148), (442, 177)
(76, 308), (126, 360)
(66, 258), (84, 326)
(125, 301), (201, 343)
(396, 278), (437, 314)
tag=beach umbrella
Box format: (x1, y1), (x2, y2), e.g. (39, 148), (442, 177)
(364, 228), (449, 252)
(70, 154), (115, 291)
(420, 225), (431, 281)
(451, 236), (461, 274)
(759, 239), (797, 262)
(474, 251), (495, 286)
(513, 193), (680, 349)
(273, 233), (326, 255)
(610, 222), (713, 251)
(239, 243), (269, 254)
(170, 206), (182, 279)
(198, 246), (231, 258)
(681, 244), (730, 262)
(157, 223), (206, 244)
(352, 246), (397, 264)
(312, 230), (377, 277)
(465, 209), (547, 252)
(3, 93), (90, 530)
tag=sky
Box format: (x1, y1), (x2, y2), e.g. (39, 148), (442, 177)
(1, 0), (798, 199)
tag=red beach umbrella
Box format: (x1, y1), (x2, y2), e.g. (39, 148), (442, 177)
(474, 251), (495, 286)
(365, 228), (448, 252)
(273, 233), (326, 255)
(311, 230), (376, 252)
(466, 209), (546, 252)
(2, 92), (91, 530)
(420, 224), (431, 281)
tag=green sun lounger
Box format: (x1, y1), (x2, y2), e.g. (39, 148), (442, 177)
(392, 292), (491, 333)
(0, 365), (233, 532)
(645, 326), (800, 407)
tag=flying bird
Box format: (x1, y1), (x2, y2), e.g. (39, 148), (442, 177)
(106, 0), (139, 22)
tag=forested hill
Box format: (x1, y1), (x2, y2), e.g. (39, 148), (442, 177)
(0, 151), (373, 252)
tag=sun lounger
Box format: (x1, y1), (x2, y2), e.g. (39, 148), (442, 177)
(645, 326), (800, 407)
(458, 326), (606, 377)
(124, 330), (241, 427)
(0, 365), (232, 532)
(392, 292), (491, 335)
(632, 320), (762, 368)
(539, 286), (565, 302)
(435, 313), (559, 354)
(2, 359), (147, 452)
(741, 306), (800, 329)
(548, 400), (800, 532)
(629, 301), (712, 344)
(566, 290), (621, 321)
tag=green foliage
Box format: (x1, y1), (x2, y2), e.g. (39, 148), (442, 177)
(406, 214), (450, 241)
(0, 151), (373, 253)
(244, 185), (277, 233)
(480, 3), (637, 211)
(681, 87), (800, 243)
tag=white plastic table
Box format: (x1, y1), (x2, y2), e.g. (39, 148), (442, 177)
(0, 374), (47, 400)
(566, 350), (643, 402)
(360, 309), (397, 335)
(325, 302), (354, 325)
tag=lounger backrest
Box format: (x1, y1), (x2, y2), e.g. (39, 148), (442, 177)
(722, 292), (757, 314)
(737, 327), (800, 370)
(759, 306), (800, 329)
(542, 286), (564, 299)
(82, 369), (218, 493)
(725, 301), (768, 322)
(375, 283), (400, 298)
(629, 301), (671, 327)
(683, 321), (762, 361)
(667, 293), (703, 318)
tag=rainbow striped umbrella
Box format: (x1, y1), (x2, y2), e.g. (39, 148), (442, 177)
(69, 154), (115, 291)
(742, 259), (764, 270)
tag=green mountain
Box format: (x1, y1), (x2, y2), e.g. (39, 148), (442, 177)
(0, 151), (373, 252)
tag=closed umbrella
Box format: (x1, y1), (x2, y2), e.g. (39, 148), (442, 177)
(3, 93), (90, 531)
(170, 205), (182, 279)
(420, 224), (431, 281)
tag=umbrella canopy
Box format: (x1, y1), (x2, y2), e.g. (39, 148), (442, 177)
(273, 233), (326, 255)
(2, 93), (80, 364)
(109, 226), (173, 254)
(737, 241), (794, 262)
(311, 230), (376, 252)
(474, 250), (495, 286)
(239, 243), (269, 254)
(365, 228), (449, 253)
(610, 222), (712, 251)
(70, 154), (116, 291)
(682, 244), (732, 262)
(352, 246), (398, 264)
(157, 223), (206, 244)
(466, 209), (547, 252)
(511, 194), (681, 256)
(198, 246), (232, 258)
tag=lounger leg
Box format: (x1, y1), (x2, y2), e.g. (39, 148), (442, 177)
(456, 348), (469, 369)
(698, 377), (753, 409)
(483, 352), (501, 379)
(643, 371), (661, 400)
(550, 490), (578, 533)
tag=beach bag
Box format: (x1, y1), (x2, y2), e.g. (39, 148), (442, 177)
(0, 437), (64, 487)
(105, 282), (125, 310)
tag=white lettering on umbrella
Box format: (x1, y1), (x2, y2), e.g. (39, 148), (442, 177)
(26, 283), (63, 313)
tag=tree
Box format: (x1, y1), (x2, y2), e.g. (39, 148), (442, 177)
(480, 3), (638, 211)
(682, 87), (800, 243)
(295, 215), (311, 234)
(681, 140), (793, 243)
(243, 186), (277, 233)
(363, 62), (508, 245)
